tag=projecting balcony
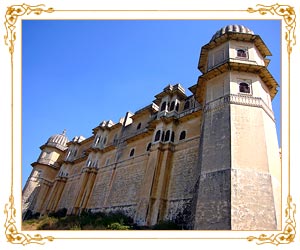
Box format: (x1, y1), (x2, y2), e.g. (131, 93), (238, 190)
(155, 106), (202, 120)
(178, 106), (202, 118)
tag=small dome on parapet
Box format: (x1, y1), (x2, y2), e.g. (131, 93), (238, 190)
(46, 130), (69, 149)
(210, 24), (254, 41)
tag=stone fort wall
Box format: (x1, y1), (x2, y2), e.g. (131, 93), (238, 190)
(22, 87), (203, 227)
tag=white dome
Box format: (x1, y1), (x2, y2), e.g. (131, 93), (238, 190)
(46, 130), (69, 150)
(211, 24), (254, 41)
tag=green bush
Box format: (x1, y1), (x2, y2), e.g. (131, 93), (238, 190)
(101, 211), (133, 228)
(25, 210), (141, 230)
(107, 222), (130, 230)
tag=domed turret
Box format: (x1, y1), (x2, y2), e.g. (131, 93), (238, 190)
(23, 130), (69, 218)
(210, 24), (254, 41)
(193, 24), (281, 230)
(45, 130), (69, 150)
(198, 24), (275, 100)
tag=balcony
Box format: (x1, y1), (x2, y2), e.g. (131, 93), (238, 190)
(155, 106), (202, 120)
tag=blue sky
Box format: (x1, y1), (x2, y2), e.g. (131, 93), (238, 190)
(22, 20), (281, 187)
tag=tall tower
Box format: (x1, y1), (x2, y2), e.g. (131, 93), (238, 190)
(193, 25), (281, 230)
(22, 131), (69, 218)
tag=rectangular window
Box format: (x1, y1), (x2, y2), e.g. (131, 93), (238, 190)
(237, 78), (252, 95)
(236, 48), (248, 59)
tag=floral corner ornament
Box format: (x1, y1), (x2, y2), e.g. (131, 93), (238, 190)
(4, 195), (54, 245)
(4, 3), (54, 54)
(247, 3), (296, 54)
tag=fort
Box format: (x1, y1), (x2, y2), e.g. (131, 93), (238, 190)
(22, 24), (281, 230)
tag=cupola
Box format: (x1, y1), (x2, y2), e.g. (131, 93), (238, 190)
(42, 130), (69, 151)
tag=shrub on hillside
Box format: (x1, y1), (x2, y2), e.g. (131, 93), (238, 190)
(107, 222), (130, 230)
(24, 210), (139, 230)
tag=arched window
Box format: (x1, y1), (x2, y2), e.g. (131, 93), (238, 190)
(164, 130), (170, 142)
(113, 134), (118, 144)
(129, 148), (135, 157)
(169, 101), (175, 111)
(95, 136), (101, 146)
(146, 142), (152, 151)
(237, 49), (247, 58)
(66, 150), (71, 160)
(171, 131), (175, 142)
(154, 130), (161, 142)
(160, 101), (167, 111)
(161, 131), (165, 142)
(239, 82), (250, 94)
(179, 131), (186, 141)
(175, 103), (179, 112)
(94, 137), (99, 144)
(137, 122), (141, 130)
(103, 136), (107, 145)
(184, 100), (190, 110)
(86, 159), (92, 167)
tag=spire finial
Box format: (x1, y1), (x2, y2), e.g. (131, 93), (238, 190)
(62, 129), (66, 135)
